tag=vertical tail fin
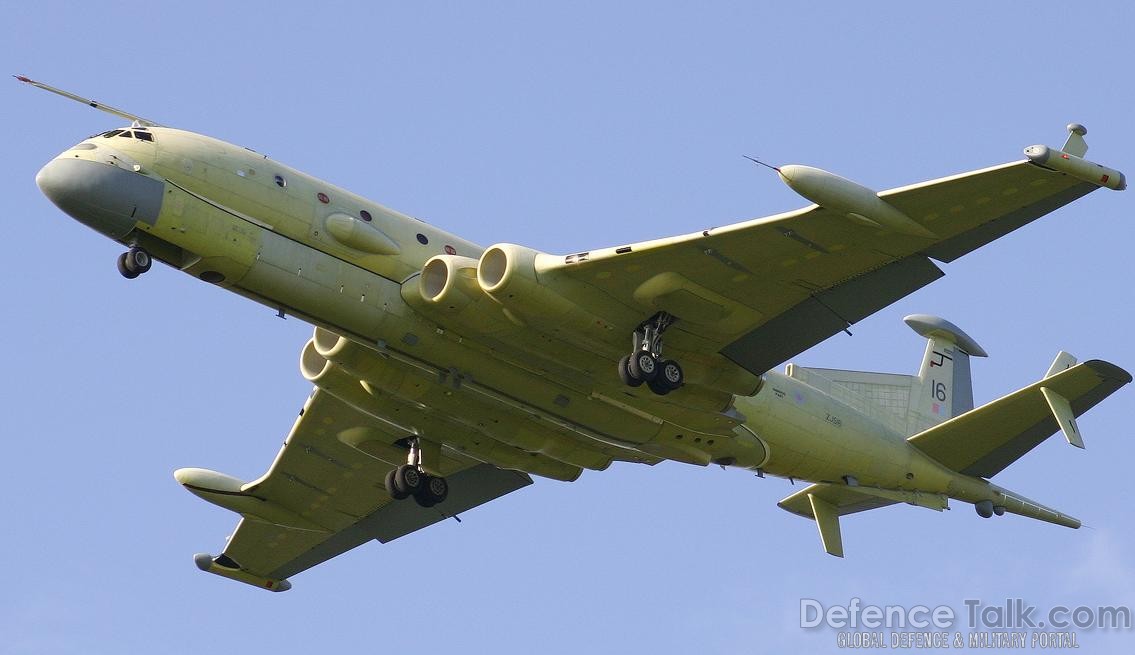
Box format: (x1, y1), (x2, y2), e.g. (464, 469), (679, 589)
(904, 315), (988, 430)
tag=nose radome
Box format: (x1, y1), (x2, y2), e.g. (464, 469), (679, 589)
(36, 157), (164, 240)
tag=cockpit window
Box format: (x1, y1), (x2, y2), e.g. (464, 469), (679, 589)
(102, 129), (156, 142)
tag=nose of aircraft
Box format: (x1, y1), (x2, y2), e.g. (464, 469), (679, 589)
(36, 155), (164, 240)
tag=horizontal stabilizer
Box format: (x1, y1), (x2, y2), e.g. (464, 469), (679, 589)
(907, 359), (1130, 477)
(778, 482), (947, 557)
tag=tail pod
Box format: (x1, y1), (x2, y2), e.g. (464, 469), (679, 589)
(904, 314), (988, 430)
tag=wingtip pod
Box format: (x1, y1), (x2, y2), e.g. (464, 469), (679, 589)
(1024, 144), (1126, 191)
(193, 553), (292, 592)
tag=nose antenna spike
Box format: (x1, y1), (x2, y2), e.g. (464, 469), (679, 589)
(14, 74), (161, 127)
(743, 155), (781, 173)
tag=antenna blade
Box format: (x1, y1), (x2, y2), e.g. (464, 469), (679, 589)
(14, 75), (161, 126)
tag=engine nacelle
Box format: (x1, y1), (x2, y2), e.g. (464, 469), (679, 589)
(400, 255), (513, 335)
(310, 327), (416, 398)
(419, 254), (481, 310)
(478, 243), (554, 318)
(477, 243), (620, 333)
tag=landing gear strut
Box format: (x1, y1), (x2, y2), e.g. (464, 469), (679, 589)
(117, 247), (152, 279)
(618, 312), (684, 395)
(384, 438), (449, 507)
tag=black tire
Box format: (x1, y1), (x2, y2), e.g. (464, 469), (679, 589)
(659, 359), (684, 390)
(618, 355), (643, 387)
(394, 464), (424, 495)
(385, 469), (409, 500)
(424, 475), (448, 503)
(628, 351), (659, 382)
(128, 248), (152, 274)
(413, 474), (451, 506)
(117, 252), (139, 279)
(647, 378), (671, 396)
(413, 474), (449, 507)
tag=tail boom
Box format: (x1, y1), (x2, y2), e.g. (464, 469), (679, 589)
(945, 474), (1081, 529)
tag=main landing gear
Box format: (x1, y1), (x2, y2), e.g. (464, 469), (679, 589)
(117, 247), (152, 279)
(384, 438), (449, 508)
(618, 312), (684, 396)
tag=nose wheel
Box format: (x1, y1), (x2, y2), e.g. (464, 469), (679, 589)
(619, 312), (684, 395)
(384, 438), (449, 507)
(117, 248), (152, 279)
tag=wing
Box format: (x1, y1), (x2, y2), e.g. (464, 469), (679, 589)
(907, 359), (1131, 478)
(182, 389), (532, 591)
(536, 160), (1100, 377)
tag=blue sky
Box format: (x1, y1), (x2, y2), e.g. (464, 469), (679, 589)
(3, 2), (1132, 653)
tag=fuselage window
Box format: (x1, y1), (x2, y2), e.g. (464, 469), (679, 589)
(360, 210), (373, 222)
(274, 175), (287, 188)
(416, 233), (429, 245)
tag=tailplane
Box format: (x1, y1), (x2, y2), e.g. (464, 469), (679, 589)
(907, 354), (1130, 478)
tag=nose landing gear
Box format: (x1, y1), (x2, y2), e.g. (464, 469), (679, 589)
(618, 312), (684, 395)
(117, 247), (152, 279)
(384, 438), (449, 508)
